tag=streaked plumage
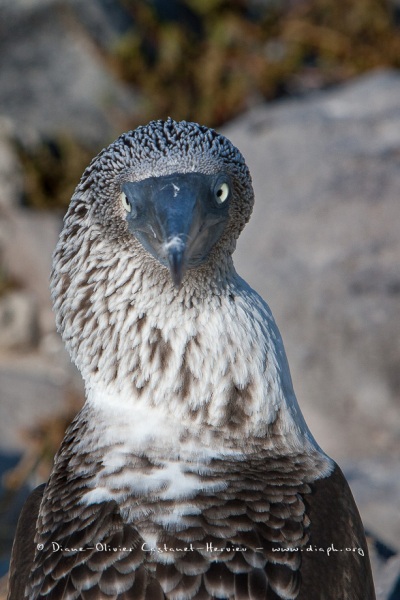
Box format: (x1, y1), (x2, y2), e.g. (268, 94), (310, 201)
(8, 119), (375, 599)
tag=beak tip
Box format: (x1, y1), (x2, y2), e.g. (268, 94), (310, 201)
(170, 265), (184, 288)
(172, 274), (183, 288)
(166, 243), (186, 288)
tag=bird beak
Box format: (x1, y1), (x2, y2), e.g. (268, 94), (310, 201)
(122, 173), (231, 287)
(165, 237), (186, 287)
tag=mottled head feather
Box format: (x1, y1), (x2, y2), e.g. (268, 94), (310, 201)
(75, 118), (254, 251)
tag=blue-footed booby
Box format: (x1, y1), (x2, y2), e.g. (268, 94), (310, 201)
(8, 119), (375, 599)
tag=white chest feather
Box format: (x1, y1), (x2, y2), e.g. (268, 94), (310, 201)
(81, 275), (313, 445)
(61, 260), (325, 523)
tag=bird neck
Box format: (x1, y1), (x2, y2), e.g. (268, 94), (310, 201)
(53, 233), (321, 456)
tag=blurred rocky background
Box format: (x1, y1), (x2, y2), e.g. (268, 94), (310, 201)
(0, 0), (400, 597)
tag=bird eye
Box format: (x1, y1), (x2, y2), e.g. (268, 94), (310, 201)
(120, 191), (131, 212)
(215, 182), (230, 205)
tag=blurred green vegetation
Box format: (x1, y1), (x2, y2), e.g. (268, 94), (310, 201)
(114, 0), (400, 126)
(16, 137), (94, 211)
(18, 0), (400, 210)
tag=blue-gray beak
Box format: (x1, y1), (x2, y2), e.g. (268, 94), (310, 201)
(122, 172), (231, 287)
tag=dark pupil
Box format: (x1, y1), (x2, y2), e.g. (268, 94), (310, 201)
(217, 188), (223, 196)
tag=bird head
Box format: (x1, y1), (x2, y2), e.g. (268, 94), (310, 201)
(61, 119), (254, 288)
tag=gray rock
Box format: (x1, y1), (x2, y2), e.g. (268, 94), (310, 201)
(344, 458), (400, 552)
(0, 0), (140, 146)
(225, 70), (400, 463)
(374, 554), (400, 600)
(0, 291), (38, 350)
(0, 355), (78, 452)
(0, 118), (24, 209)
(1, 209), (61, 315)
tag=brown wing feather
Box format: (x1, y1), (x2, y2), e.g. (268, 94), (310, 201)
(7, 484), (46, 600)
(299, 463), (375, 600)
(10, 428), (374, 600)
(26, 499), (163, 599)
(12, 455), (311, 599)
